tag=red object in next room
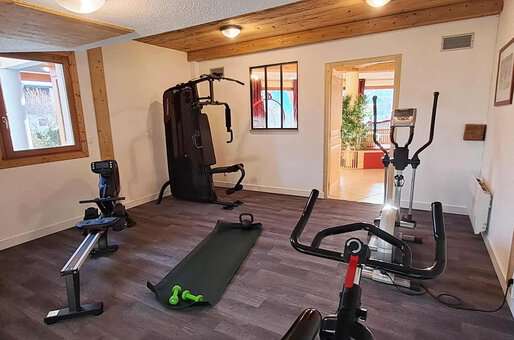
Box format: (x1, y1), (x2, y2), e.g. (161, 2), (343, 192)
(363, 151), (384, 169)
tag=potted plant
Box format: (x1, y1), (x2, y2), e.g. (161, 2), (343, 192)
(340, 95), (370, 168)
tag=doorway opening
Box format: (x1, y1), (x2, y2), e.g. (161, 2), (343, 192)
(324, 55), (401, 204)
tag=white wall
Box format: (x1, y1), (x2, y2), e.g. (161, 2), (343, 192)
(0, 51), (101, 249)
(481, 0), (514, 298)
(0, 41), (190, 249)
(198, 16), (499, 213)
(102, 41), (190, 205)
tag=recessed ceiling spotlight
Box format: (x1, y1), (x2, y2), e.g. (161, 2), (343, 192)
(366, 0), (391, 7)
(56, 0), (106, 14)
(220, 25), (242, 39)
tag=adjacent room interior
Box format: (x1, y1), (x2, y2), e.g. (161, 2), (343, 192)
(326, 56), (400, 204)
(1, 1), (514, 339)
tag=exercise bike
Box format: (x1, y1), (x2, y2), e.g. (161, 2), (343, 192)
(282, 189), (446, 340)
(365, 92), (439, 288)
(44, 160), (133, 324)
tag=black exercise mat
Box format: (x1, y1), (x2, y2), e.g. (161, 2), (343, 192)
(147, 220), (262, 309)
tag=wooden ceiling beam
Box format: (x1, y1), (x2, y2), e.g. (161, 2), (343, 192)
(138, 0), (466, 51)
(187, 0), (502, 61)
(0, 0), (134, 49)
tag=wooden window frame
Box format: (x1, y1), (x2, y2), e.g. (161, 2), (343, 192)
(0, 51), (88, 169)
(250, 61), (298, 130)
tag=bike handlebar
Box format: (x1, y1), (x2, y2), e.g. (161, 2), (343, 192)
(290, 189), (447, 280)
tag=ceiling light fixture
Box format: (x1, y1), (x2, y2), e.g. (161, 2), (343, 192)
(56, 0), (106, 14)
(366, 0), (391, 7)
(220, 25), (242, 39)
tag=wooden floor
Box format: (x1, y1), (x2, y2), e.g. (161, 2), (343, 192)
(1, 190), (513, 340)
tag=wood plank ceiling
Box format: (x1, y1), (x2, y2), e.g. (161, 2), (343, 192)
(137, 0), (503, 62)
(0, 0), (134, 48)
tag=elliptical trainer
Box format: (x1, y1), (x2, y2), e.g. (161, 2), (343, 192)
(366, 92), (440, 288)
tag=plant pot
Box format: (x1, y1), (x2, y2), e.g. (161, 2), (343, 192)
(341, 148), (360, 168)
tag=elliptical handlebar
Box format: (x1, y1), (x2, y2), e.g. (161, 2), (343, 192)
(290, 189), (447, 280)
(372, 96), (389, 156)
(412, 91), (439, 162)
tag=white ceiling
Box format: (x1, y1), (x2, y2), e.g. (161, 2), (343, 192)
(1, 0), (298, 52)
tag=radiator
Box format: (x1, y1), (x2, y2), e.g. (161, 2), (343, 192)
(469, 177), (492, 234)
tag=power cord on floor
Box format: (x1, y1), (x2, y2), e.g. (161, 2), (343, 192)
(382, 272), (513, 313)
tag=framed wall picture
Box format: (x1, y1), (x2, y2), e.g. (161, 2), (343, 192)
(250, 61), (298, 129)
(494, 37), (514, 106)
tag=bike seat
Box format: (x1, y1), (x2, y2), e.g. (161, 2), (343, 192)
(282, 309), (322, 340)
(75, 217), (124, 232)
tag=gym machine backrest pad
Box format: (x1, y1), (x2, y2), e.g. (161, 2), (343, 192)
(158, 74), (246, 208)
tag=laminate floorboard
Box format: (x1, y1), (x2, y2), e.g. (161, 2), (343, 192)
(1, 189), (513, 339)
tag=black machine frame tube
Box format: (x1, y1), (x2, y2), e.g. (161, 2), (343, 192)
(65, 272), (81, 312)
(406, 168), (417, 218)
(383, 167), (388, 205)
(372, 96), (389, 155)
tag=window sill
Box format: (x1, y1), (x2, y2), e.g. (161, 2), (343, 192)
(0, 148), (89, 170)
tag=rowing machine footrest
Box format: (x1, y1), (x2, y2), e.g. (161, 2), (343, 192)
(84, 207), (99, 220)
(75, 217), (124, 232)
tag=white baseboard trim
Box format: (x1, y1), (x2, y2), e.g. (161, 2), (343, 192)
(0, 216), (81, 251)
(214, 181), (324, 198)
(125, 192), (163, 209)
(0, 192), (162, 251)
(482, 233), (514, 317)
(401, 200), (467, 215)
(216, 181), (466, 214)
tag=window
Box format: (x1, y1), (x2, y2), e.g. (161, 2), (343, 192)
(0, 52), (87, 166)
(362, 87), (395, 150)
(363, 87), (394, 122)
(250, 62), (298, 129)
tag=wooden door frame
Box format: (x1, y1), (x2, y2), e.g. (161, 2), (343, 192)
(323, 54), (402, 199)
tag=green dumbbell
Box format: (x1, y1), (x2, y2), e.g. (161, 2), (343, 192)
(182, 290), (204, 303)
(169, 285), (182, 305)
